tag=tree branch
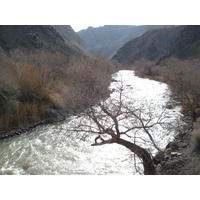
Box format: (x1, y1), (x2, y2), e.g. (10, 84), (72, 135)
(91, 136), (115, 146)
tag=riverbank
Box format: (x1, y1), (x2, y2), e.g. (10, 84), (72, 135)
(0, 69), (193, 175)
(134, 72), (200, 174)
(155, 109), (200, 174)
(0, 108), (68, 140)
(0, 69), (182, 175)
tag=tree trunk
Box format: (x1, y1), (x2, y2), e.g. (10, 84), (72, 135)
(115, 138), (155, 175)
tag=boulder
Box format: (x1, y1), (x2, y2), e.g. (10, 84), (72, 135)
(171, 152), (181, 156)
(153, 151), (164, 164)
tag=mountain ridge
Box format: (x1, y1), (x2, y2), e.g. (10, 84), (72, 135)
(77, 25), (175, 57)
(0, 25), (90, 61)
(112, 26), (185, 65)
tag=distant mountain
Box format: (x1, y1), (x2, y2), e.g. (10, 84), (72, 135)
(112, 26), (185, 66)
(77, 25), (174, 57)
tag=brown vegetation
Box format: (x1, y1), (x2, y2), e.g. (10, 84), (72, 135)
(159, 58), (200, 121)
(131, 57), (200, 174)
(0, 48), (117, 135)
(132, 57), (200, 122)
(191, 128), (200, 151)
(133, 59), (155, 76)
(130, 58), (163, 82)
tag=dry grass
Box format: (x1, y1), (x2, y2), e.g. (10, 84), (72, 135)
(0, 64), (55, 133)
(0, 49), (113, 134)
(0, 102), (48, 132)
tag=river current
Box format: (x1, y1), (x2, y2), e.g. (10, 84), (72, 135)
(0, 70), (182, 175)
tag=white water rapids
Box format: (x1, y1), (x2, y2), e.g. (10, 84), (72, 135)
(0, 70), (182, 175)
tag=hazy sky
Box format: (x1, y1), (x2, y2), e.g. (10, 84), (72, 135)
(2, 1), (197, 30)
(72, 25), (104, 32)
(64, 1), (197, 33)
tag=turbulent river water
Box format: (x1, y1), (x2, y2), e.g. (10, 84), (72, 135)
(0, 70), (182, 175)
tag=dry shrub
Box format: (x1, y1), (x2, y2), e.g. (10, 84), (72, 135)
(0, 54), (13, 66)
(133, 58), (156, 77)
(0, 116), (11, 132)
(0, 48), (114, 133)
(9, 48), (69, 68)
(19, 103), (39, 123)
(180, 94), (194, 114)
(14, 65), (54, 106)
(0, 101), (49, 132)
(0, 64), (56, 133)
(64, 63), (111, 112)
(160, 58), (200, 121)
(191, 128), (200, 151)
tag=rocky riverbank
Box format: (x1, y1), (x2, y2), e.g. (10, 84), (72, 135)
(155, 114), (200, 175)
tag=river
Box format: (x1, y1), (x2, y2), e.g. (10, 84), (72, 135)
(0, 70), (182, 175)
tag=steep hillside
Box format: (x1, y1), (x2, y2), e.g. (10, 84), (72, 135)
(77, 25), (174, 57)
(53, 25), (85, 47)
(0, 25), (113, 138)
(53, 25), (94, 58)
(0, 25), (81, 58)
(167, 25), (200, 60)
(112, 26), (184, 66)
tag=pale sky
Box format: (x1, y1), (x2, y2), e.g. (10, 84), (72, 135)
(2, 1), (197, 29)
(71, 25), (104, 32)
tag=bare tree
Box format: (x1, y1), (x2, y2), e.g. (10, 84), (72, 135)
(65, 78), (169, 175)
